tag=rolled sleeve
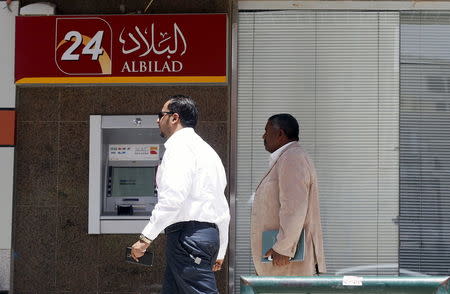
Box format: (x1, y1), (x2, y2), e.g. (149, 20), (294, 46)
(216, 210), (231, 259)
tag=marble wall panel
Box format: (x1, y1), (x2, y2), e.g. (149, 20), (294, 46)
(15, 122), (58, 207)
(59, 88), (96, 122)
(55, 206), (98, 292)
(13, 206), (57, 293)
(57, 122), (89, 208)
(16, 88), (60, 122)
(14, 82), (230, 293)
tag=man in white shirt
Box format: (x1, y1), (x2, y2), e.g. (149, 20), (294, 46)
(131, 95), (230, 294)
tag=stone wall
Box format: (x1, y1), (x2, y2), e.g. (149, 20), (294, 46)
(13, 87), (229, 293)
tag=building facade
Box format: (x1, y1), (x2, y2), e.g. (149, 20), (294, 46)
(2, 1), (450, 294)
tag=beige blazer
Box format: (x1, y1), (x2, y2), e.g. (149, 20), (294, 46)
(251, 142), (326, 276)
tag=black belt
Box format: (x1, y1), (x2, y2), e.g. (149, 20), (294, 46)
(165, 221), (217, 234)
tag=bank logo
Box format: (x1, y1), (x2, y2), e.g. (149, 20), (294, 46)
(55, 17), (112, 75)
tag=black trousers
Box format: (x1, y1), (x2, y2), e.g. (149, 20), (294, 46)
(162, 221), (220, 294)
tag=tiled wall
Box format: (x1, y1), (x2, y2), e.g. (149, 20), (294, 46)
(13, 86), (229, 293)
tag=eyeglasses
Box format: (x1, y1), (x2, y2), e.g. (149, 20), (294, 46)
(157, 111), (175, 119)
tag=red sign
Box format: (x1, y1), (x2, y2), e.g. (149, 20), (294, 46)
(0, 109), (16, 146)
(15, 14), (227, 84)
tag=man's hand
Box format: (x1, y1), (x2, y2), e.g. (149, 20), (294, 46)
(212, 259), (224, 272)
(264, 248), (290, 266)
(131, 240), (151, 261)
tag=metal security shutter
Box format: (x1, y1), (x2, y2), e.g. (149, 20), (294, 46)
(315, 12), (399, 275)
(237, 11), (399, 291)
(236, 12), (256, 281)
(400, 12), (450, 275)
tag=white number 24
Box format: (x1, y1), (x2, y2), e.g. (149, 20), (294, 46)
(61, 31), (104, 61)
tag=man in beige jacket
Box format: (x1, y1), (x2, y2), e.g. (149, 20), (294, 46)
(251, 113), (326, 276)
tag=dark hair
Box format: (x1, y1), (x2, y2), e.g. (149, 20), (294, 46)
(167, 95), (198, 128)
(268, 113), (299, 141)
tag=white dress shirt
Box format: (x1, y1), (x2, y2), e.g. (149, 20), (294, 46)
(142, 127), (230, 259)
(269, 141), (296, 168)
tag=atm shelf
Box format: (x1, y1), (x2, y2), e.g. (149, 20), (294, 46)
(100, 215), (151, 220)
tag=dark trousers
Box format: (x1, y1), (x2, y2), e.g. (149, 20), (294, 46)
(162, 221), (220, 294)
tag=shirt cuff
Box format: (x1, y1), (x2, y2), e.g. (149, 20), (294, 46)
(217, 246), (226, 260)
(141, 224), (160, 241)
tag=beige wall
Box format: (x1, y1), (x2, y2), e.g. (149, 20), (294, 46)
(0, 1), (16, 108)
(0, 148), (14, 249)
(0, 148), (14, 292)
(0, 1), (18, 292)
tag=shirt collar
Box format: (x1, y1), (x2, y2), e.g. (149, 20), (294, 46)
(164, 127), (194, 148)
(269, 141), (296, 167)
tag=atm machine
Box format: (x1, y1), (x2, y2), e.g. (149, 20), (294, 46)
(88, 115), (164, 234)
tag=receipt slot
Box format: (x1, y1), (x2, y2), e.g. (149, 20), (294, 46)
(88, 115), (164, 234)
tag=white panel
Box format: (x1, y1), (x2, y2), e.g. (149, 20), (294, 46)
(100, 220), (148, 234)
(0, 6), (17, 291)
(237, 12), (400, 290)
(0, 1), (18, 108)
(89, 116), (102, 234)
(101, 115), (158, 129)
(0, 249), (10, 291)
(0, 148), (14, 249)
(20, 2), (56, 15)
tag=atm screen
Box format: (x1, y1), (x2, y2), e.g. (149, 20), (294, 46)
(111, 167), (155, 197)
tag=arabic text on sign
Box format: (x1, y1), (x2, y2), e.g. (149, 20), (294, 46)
(119, 23), (187, 57)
